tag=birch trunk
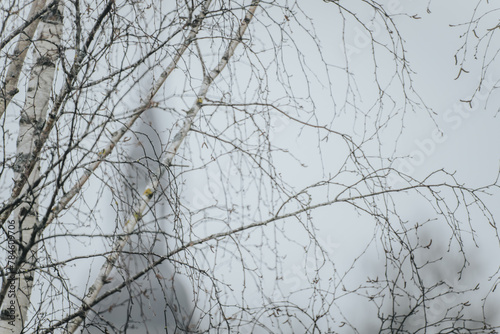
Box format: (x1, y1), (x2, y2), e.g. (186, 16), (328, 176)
(66, 1), (260, 332)
(0, 0), (47, 120)
(0, 0), (114, 229)
(0, 2), (62, 332)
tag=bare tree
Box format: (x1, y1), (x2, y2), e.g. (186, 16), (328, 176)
(0, 0), (498, 333)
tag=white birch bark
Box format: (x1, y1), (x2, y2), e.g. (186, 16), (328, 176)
(0, 0), (47, 120)
(0, 0), (114, 229)
(0, 2), (63, 333)
(66, 1), (260, 332)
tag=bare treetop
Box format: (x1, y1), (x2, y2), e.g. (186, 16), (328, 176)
(0, 0), (499, 333)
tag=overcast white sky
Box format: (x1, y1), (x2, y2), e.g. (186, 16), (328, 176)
(247, 1), (500, 331)
(181, 1), (500, 331)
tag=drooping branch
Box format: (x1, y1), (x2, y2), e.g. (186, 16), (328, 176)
(37, 165), (499, 333)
